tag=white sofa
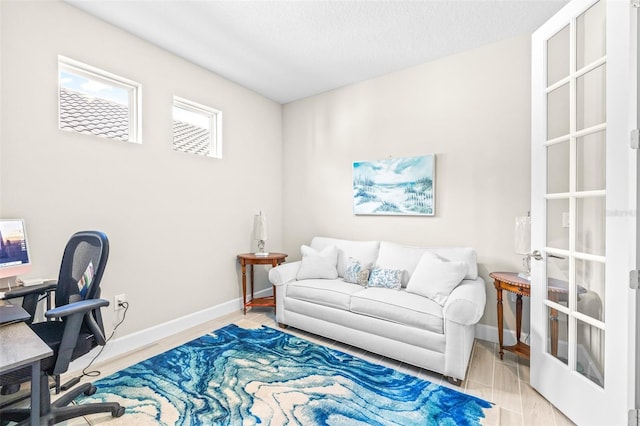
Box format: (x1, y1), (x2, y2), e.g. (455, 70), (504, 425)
(268, 237), (486, 384)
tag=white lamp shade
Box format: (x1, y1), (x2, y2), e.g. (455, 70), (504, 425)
(253, 213), (267, 241)
(514, 215), (531, 255)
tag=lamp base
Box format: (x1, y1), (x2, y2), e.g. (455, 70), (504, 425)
(517, 255), (531, 281)
(254, 252), (270, 256)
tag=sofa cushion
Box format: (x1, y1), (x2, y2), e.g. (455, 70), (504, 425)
(406, 254), (469, 305)
(311, 237), (380, 278)
(286, 279), (363, 311)
(349, 288), (444, 334)
(296, 245), (338, 280)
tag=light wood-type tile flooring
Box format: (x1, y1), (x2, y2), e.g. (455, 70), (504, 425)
(8, 309), (576, 425)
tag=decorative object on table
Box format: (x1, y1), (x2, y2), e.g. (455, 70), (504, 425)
(514, 213), (532, 280)
(353, 154), (435, 216)
(252, 211), (268, 255)
(76, 324), (493, 425)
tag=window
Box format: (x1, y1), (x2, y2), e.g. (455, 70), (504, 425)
(172, 97), (222, 158)
(58, 56), (141, 143)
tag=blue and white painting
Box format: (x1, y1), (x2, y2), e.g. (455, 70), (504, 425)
(353, 155), (435, 216)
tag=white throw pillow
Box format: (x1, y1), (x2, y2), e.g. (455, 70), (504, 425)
(310, 237), (380, 278)
(406, 253), (469, 305)
(376, 241), (432, 286)
(296, 245), (339, 280)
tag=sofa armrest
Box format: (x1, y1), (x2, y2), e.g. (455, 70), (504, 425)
(443, 277), (486, 325)
(268, 261), (301, 286)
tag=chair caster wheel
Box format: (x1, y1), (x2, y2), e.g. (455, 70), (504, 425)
(1, 383), (20, 395)
(114, 406), (125, 417)
(84, 385), (97, 396)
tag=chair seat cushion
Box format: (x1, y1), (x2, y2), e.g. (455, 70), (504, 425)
(349, 288), (444, 334)
(32, 321), (96, 369)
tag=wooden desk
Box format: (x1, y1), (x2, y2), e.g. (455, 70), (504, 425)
(490, 272), (530, 360)
(237, 253), (287, 314)
(0, 318), (53, 426)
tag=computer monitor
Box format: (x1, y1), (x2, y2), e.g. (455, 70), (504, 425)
(0, 219), (32, 285)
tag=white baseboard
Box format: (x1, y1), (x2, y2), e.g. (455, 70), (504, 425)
(68, 288), (273, 375)
(474, 323), (529, 346)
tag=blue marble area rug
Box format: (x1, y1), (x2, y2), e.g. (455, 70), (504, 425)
(77, 324), (492, 425)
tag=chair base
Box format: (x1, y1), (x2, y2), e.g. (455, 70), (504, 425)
(0, 373), (124, 425)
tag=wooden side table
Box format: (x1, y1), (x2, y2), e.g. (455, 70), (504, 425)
(490, 271), (531, 360)
(237, 253), (287, 314)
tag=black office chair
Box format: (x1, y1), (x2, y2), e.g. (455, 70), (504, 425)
(0, 231), (124, 425)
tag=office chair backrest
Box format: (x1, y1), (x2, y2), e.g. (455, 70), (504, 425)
(55, 231), (109, 309)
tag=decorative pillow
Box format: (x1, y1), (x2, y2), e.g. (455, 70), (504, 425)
(343, 258), (371, 286)
(310, 237), (380, 278)
(296, 245), (339, 280)
(406, 253), (469, 305)
(367, 267), (403, 290)
(77, 261), (94, 298)
(376, 242), (441, 287)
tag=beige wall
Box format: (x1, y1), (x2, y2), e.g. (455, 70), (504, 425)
(1, 1), (535, 339)
(0, 1), (283, 335)
(282, 34), (533, 330)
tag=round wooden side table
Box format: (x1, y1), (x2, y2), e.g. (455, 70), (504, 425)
(490, 271), (531, 360)
(237, 253), (287, 314)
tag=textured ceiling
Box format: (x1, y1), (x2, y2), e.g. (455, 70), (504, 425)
(66, 0), (568, 104)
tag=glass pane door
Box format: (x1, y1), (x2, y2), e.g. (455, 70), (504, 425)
(544, 0), (606, 388)
(530, 0), (635, 423)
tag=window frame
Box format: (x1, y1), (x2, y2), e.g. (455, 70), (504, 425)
(172, 96), (222, 158)
(58, 55), (142, 143)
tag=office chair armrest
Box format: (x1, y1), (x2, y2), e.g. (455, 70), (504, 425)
(45, 299), (109, 319)
(48, 298), (110, 376)
(2, 282), (57, 300)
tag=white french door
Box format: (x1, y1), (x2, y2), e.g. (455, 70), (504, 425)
(531, 1), (637, 425)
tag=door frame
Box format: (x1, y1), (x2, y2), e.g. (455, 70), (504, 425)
(530, 1), (637, 424)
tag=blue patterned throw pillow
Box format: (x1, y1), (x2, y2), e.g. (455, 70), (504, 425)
(368, 267), (403, 290)
(343, 259), (371, 286)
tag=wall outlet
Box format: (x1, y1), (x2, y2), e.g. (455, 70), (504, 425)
(114, 294), (126, 311)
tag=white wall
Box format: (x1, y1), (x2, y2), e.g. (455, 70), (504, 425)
(0, 1), (283, 336)
(282, 34), (533, 331)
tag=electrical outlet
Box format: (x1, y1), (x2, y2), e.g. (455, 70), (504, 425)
(114, 294), (126, 311)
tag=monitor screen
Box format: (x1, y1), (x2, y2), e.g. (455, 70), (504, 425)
(0, 219), (32, 279)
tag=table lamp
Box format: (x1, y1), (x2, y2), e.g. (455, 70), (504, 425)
(514, 214), (531, 280)
(253, 211), (268, 256)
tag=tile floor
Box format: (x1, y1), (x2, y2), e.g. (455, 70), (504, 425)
(6, 308), (576, 425)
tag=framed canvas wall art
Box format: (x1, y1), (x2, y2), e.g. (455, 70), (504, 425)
(352, 155), (435, 216)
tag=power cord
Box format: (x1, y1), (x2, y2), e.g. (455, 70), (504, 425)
(60, 301), (130, 391)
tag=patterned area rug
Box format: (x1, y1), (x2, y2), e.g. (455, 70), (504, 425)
(78, 324), (492, 425)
